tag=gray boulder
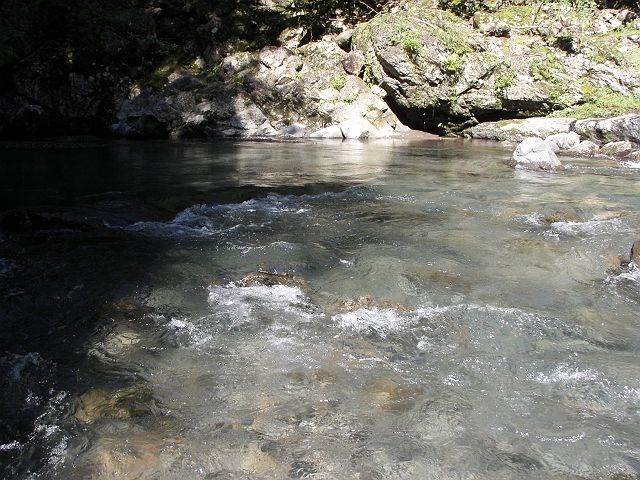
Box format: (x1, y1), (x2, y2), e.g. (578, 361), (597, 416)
(599, 140), (637, 158)
(545, 131), (581, 151)
(573, 115), (640, 144)
(341, 51), (365, 76)
(464, 118), (576, 142)
(507, 137), (562, 171)
(567, 140), (600, 156)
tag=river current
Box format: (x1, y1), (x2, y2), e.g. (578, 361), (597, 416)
(1, 138), (639, 479)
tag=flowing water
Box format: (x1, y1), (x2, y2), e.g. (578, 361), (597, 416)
(1, 138), (639, 479)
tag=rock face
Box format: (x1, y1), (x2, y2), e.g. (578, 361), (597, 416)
(507, 137), (562, 171)
(352, 3), (640, 134)
(2, 0), (640, 139)
(112, 43), (404, 139)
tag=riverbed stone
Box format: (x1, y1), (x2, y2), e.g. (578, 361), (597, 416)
(331, 295), (409, 313)
(365, 378), (422, 413)
(568, 140), (600, 156)
(507, 137), (562, 171)
(237, 271), (307, 289)
(540, 211), (582, 225)
(73, 384), (161, 423)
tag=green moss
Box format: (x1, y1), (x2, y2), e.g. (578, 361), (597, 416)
(330, 73), (347, 91)
(529, 52), (563, 82)
(494, 69), (515, 95)
(402, 33), (422, 56)
(550, 88), (640, 119)
(430, 24), (473, 55)
(343, 91), (360, 104)
(494, 118), (524, 127)
(443, 53), (465, 73)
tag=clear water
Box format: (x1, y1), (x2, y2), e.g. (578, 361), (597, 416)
(1, 138), (639, 479)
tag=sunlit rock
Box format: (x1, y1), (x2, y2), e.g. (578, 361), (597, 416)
(507, 137), (563, 171)
(545, 131), (581, 151)
(600, 140), (636, 158)
(464, 118), (576, 142)
(568, 140), (600, 156)
(574, 114), (640, 144)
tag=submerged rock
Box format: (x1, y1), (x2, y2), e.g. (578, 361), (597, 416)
(539, 211), (582, 225)
(331, 295), (409, 313)
(237, 271), (307, 289)
(73, 384), (161, 423)
(507, 137), (562, 171)
(365, 378), (422, 413)
(567, 140), (600, 156)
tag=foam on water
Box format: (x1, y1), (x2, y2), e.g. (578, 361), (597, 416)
(622, 160), (640, 169)
(549, 218), (625, 237)
(332, 308), (416, 336)
(207, 282), (317, 331)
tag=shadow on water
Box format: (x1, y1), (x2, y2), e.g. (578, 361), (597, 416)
(0, 137), (416, 476)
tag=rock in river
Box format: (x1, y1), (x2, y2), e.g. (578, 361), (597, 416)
(506, 137), (562, 171)
(237, 271), (307, 289)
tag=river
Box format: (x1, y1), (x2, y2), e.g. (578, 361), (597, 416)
(1, 137), (639, 479)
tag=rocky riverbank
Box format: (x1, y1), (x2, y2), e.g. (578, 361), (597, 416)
(1, 0), (640, 140)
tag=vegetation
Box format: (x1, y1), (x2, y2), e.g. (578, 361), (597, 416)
(330, 73), (347, 90)
(443, 53), (465, 73)
(550, 88), (640, 118)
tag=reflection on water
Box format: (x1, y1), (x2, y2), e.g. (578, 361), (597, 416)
(1, 138), (640, 479)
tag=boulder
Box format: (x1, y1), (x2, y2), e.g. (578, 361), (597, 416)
(545, 131), (581, 151)
(335, 29), (353, 51)
(507, 137), (562, 171)
(463, 118), (576, 142)
(339, 118), (379, 139)
(573, 115), (640, 145)
(309, 125), (344, 138)
(341, 51), (365, 76)
(599, 140), (637, 158)
(567, 140), (600, 156)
